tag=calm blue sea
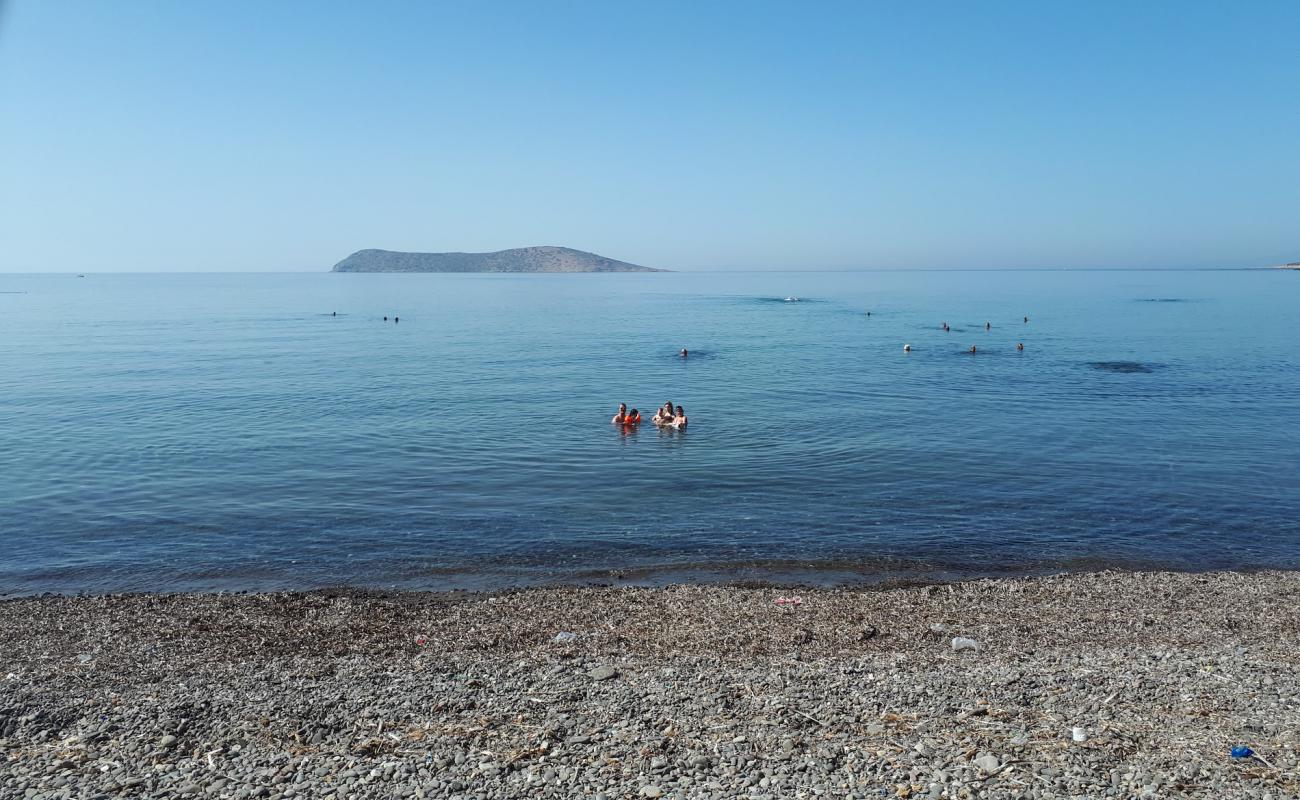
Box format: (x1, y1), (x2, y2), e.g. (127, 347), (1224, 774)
(2, 270), (1298, 594)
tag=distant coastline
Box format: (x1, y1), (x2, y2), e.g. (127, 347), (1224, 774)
(332, 246), (665, 273)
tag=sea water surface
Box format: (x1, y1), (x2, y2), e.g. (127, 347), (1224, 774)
(2, 270), (1298, 594)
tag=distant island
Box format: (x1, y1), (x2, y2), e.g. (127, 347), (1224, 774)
(1281, 262), (1300, 270)
(331, 246), (665, 273)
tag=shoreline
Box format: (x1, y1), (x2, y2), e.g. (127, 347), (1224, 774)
(7, 556), (1286, 600)
(2, 570), (1297, 798)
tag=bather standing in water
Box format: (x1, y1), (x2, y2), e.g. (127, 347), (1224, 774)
(672, 405), (688, 429)
(611, 403), (627, 425)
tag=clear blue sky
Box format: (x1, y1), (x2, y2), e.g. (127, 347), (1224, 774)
(1, 1), (1297, 272)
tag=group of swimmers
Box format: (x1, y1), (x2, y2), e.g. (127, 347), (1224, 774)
(903, 316), (1029, 354)
(612, 401), (687, 430)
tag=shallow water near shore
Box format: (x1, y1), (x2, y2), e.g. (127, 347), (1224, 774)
(1, 269), (1298, 594)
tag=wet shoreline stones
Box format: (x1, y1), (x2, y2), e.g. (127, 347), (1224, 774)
(1, 570), (1297, 798)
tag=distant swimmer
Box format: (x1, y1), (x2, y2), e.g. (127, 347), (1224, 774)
(1024, 315), (1029, 323)
(941, 322), (949, 332)
(969, 345), (978, 353)
(866, 310), (871, 316)
(332, 311), (336, 316)
(1017, 342), (1025, 351)
(784, 296), (799, 302)
(653, 401), (674, 425)
(985, 321), (991, 330)
(680, 348), (689, 358)
(394, 316), (399, 323)
(903, 344), (912, 352)
(611, 403), (627, 425)
(623, 408), (642, 427)
(383, 316), (388, 321)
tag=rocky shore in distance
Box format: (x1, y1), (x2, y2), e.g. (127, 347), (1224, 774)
(2, 570), (1298, 799)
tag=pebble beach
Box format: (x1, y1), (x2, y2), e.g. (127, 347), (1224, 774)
(2, 570), (1298, 800)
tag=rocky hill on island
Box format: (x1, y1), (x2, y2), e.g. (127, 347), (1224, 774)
(332, 246), (664, 273)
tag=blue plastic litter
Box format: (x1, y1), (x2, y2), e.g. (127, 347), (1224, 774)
(1231, 746), (1254, 759)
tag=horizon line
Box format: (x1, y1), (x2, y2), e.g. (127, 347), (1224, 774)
(0, 266), (1289, 276)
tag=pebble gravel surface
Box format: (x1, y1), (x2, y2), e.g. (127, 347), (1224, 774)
(2, 570), (1298, 799)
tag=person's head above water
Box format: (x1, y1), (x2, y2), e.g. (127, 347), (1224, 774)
(680, 348), (688, 357)
(675, 405), (684, 414)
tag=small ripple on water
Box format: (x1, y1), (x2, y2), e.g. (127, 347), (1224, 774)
(1089, 361), (1162, 374)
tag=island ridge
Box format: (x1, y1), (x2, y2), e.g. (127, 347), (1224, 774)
(332, 246), (665, 273)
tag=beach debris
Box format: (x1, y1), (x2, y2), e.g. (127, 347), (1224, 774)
(1231, 745), (1274, 767)
(974, 754), (1000, 773)
(76, 653), (93, 664)
(414, 635), (427, 647)
(951, 636), (980, 652)
(552, 631), (578, 644)
(774, 596), (803, 606)
(1071, 726), (1088, 742)
(588, 665), (619, 682)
